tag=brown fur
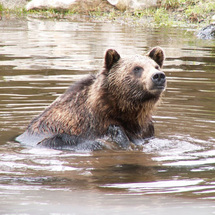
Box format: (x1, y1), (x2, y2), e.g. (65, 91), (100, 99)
(17, 47), (166, 147)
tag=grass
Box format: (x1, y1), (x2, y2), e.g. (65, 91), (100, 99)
(0, 3), (4, 12)
(184, 1), (215, 22)
(87, 0), (215, 27)
(161, 0), (215, 25)
(1, 0), (215, 28)
(151, 8), (173, 26)
(0, 4), (27, 17)
(131, 0), (215, 27)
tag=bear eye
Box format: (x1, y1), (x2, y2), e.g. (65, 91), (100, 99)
(155, 65), (160, 70)
(133, 66), (143, 78)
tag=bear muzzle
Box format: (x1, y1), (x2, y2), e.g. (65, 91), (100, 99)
(151, 71), (166, 90)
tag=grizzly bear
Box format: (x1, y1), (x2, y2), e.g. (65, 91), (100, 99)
(16, 47), (166, 150)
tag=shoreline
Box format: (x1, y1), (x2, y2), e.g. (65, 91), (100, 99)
(0, 1), (214, 30)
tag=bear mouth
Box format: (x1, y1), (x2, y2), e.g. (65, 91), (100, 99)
(155, 85), (165, 90)
(149, 84), (166, 95)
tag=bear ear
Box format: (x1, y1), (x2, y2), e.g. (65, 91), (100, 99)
(105, 49), (121, 71)
(146, 46), (165, 68)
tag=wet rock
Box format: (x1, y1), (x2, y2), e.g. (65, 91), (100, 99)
(197, 24), (215, 39)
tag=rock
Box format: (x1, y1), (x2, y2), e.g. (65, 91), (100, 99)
(197, 24), (215, 39)
(26, 0), (77, 11)
(0, 0), (28, 9)
(107, 0), (158, 11)
(25, 0), (158, 12)
(26, 0), (114, 12)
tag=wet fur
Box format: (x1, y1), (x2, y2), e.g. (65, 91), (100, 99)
(16, 47), (166, 150)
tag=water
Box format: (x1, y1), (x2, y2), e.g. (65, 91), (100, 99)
(0, 16), (215, 214)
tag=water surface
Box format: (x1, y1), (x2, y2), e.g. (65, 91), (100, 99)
(0, 17), (215, 214)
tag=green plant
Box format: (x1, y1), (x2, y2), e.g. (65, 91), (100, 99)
(0, 3), (4, 12)
(153, 8), (172, 26)
(184, 0), (215, 22)
(161, 0), (180, 9)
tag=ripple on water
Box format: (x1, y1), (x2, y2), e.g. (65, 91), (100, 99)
(98, 135), (215, 197)
(0, 19), (215, 213)
(101, 179), (206, 194)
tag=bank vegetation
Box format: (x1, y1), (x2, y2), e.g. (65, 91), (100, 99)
(0, 0), (214, 28)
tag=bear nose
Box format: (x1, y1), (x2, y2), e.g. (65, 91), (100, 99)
(152, 72), (166, 86)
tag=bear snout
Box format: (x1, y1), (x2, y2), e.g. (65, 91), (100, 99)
(151, 72), (166, 89)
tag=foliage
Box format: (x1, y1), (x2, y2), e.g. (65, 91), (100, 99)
(152, 0), (215, 26)
(153, 8), (172, 26)
(160, 0), (182, 9)
(184, 0), (215, 22)
(0, 3), (4, 12)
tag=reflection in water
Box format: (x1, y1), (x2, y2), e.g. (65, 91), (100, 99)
(0, 17), (215, 213)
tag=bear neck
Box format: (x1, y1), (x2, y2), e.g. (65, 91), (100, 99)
(113, 98), (158, 129)
(88, 77), (160, 133)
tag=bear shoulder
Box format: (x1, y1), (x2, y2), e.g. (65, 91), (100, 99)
(58, 74), (96, 102)
(66, 74), (96, 94)
(53, 74), (96, 104)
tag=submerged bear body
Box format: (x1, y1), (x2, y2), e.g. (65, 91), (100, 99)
(16, 47), (166, 150)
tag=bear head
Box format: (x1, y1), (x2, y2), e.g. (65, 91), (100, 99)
(102, 47), (166, 112)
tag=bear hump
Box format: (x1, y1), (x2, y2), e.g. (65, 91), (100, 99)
(65, 74), (96, 94)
